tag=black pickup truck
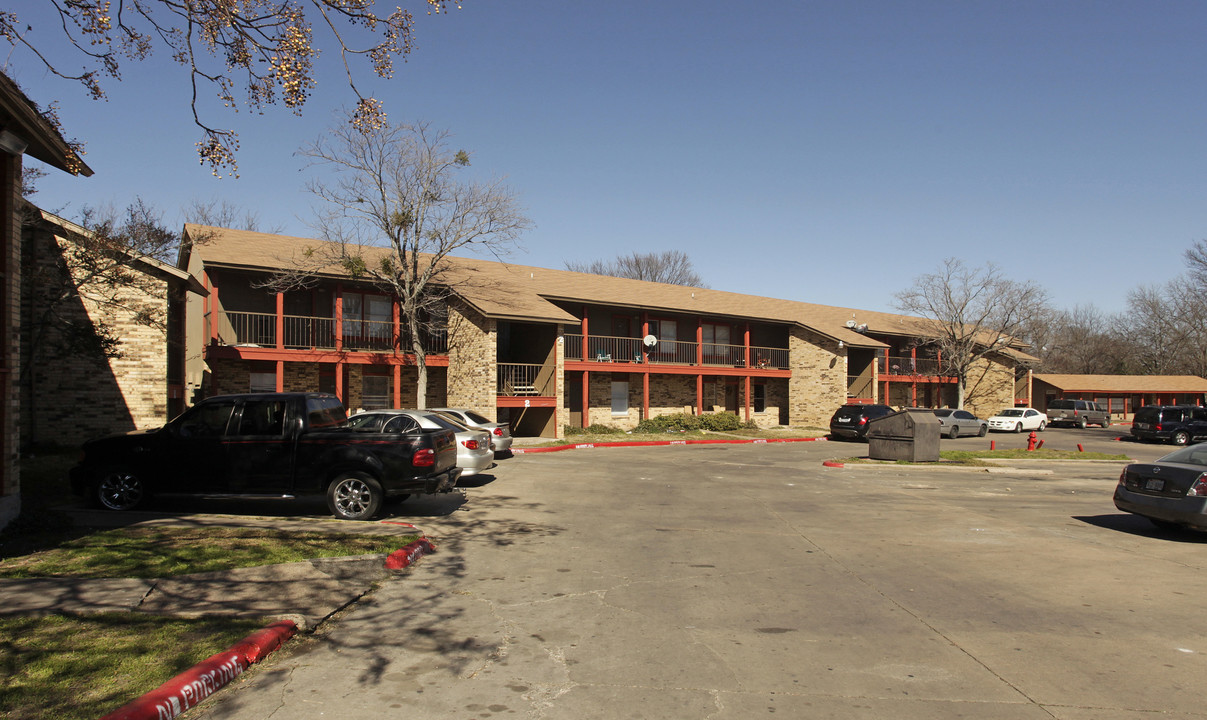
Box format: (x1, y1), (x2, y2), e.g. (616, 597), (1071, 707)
(69, 392), (461, 520)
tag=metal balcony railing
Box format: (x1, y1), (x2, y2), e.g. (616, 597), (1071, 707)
(563, 334), (789, 369)
(498, 363), (556, 396)
(211, 311), (448, 354)
(878, 355), (942, 376)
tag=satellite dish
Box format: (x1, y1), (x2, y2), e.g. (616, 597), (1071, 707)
(643, 335), (658, 348)
(856, 323), (868, 332)
(845, 320), (857, 328)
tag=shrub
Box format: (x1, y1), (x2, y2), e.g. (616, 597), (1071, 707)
(635, 413), (701, 433)
(700, 413), (743, 431)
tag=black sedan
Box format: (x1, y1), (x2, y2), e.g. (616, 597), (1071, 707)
(1114, 444), (1207, 530)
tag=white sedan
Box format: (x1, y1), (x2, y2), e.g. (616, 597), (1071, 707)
(986, 407), (1047, 433)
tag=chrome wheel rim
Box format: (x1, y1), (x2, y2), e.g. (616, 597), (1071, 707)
(333, 477), (372, 517)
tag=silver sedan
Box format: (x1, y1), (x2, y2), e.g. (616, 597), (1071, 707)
(430, 407), (514, 454)
(931, 408), (988, 438)
(348, 409), (494, 478)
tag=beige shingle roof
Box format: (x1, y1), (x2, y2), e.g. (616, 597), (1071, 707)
(183, 225), (1033, 356)
(1035, 374), (1207, 393)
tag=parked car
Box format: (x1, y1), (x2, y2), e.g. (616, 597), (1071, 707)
(430, 407), (514, 454)
(70, 393), (461, 520)
(1131, 405), (1207, 446)
(986, 407), (1047, 433)
(1114, 443), (1207, 530)
(829, 404), (894, 441)
(349, 409), (494, 478)
(931, 408), (988, 438)
(1046, 399), (1111, 429)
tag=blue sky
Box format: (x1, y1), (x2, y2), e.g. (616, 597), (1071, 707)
(9, 1), (1207, 316)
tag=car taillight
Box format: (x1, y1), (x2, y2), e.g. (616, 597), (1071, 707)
(858, 417), (868, 425)
(414, 448), (435, 467)
(462, 439), (480, 450)
(1187, 474), (1207, 497)
(1118, 469), (1127, 486)
(493, 427), (503, 436)
(1155, 424), (1163, 431)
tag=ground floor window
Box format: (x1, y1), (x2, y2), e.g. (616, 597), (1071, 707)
(753, 384), (766, 413)
(249, 372), (276, 393)
(362, 375), (390, 410)
(611, 378), (629, 415)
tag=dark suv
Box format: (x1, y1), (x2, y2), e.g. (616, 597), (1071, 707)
(1131, 405), (1207, 445)
(1046, 399), (1111, 428)
(829, 404), (894, 441)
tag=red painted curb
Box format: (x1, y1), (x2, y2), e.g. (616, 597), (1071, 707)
(385, 538), (437, 570)
(99, 620), (297, 720)
(822, 460), (845, 468)
(512, 436), (828, 454)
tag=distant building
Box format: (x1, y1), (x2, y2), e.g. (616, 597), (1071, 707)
(1033, 374), (1207, 421)
(178, 225), (1037, 436)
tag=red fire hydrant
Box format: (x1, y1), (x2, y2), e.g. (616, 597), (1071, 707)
(1027, 431), (1038, 451)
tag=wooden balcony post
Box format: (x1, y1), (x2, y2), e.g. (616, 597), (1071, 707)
(744, 324), (750, 368)
(392, 298), (401, 354)
(696, 318), (703, 366)
(276, 360), (284, 392)
(275, 292), (284, 350)
(696, 374), (703, 416)
(206, 273), (219, 344)
(641, 315), (649, 362)
(581, 310), (588, 363)
(335, 285), (344, 351)
(582, 370), (590, 428)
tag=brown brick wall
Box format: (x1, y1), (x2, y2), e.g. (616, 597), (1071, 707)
(1, 157), (18, 525)
(787, 327), (847, 428)
(20, 224), (172, 445)
(964, 355), (1017, 419)
(446, 304), (497, 419)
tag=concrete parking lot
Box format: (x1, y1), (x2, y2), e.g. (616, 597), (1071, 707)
(196, 428), (1207, 719)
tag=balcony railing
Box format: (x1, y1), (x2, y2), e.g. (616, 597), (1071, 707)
(878, 355), (942, 377)
(209, 310), (448, 354)
(563, 334), (789, 369)
(498, 363), (556, 396)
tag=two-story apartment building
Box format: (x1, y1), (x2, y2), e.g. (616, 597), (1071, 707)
(179, 226), (1033, 437)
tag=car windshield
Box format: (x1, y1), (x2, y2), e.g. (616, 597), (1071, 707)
(996, 409), (1024, 417)
(1159, 445), (1207, 466)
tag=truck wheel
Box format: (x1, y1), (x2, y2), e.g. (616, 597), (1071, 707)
(94, 467), (146, 511)
(1172, 430), (1191, 446)
(327, 473), (384, 520)
(1078, 417), (1088, 429)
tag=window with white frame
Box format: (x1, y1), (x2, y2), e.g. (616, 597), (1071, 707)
(611, 379), (629, 415)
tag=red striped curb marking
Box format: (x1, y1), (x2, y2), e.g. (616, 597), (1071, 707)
(821, 460), (845, 468)
(99, 620), (297, 720)
(512, 436), (828, 453)
(385, 538), (437, 570)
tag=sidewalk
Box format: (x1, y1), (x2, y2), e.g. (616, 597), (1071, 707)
(0, 508), (432, 631)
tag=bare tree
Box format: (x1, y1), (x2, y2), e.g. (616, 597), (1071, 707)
(284, 117), (529, 407)
(895, 258), (1048, 409)
(566, 250), (707, 287)
(3, 1), (460, 175)
(183, 198), (283, 234)
(1037, 305), (1127, 374)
